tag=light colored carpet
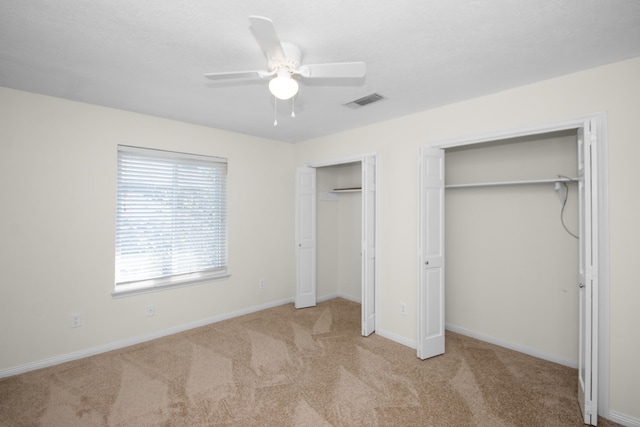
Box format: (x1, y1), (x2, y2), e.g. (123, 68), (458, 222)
(0, 298), (619, 426)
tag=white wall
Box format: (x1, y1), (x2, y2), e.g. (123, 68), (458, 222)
(316, 163), (362, 301)
(445, 132), (579, 366)
(0, 88), (295, 372)
(293, 57), (640, 422)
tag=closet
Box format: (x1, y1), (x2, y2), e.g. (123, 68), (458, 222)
(419, 116), (602, 425)
(296, 154), (376, 336)
(316, 162), (362, 302)
(444, 130), (580, 366)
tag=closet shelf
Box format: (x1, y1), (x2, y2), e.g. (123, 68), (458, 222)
(445, 177), (579, 189)
(330, 187), (362, 193)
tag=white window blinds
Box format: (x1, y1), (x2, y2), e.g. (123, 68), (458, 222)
(115, 146), (228, 293)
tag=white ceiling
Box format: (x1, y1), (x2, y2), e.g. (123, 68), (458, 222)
(2, 1), (639, 143)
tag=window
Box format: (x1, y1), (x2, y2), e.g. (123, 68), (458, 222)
(115, 145), (228, 295)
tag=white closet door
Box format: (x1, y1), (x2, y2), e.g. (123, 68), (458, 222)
(295, 166), (317, 309)
(361, 155), (376, 336)
(578, 120), (599, 425)
(417, 147), (445, 359)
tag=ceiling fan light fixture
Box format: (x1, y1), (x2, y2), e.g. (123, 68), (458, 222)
(269, 68), (298, 100)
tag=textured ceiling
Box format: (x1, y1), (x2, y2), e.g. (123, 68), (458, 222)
(1, 1), (640, 143)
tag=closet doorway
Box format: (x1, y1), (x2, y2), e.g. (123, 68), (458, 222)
(295, 154), (377, 336)
(417, 115), (607, 426)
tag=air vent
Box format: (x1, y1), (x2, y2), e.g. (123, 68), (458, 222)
(344, 93), (385, 109)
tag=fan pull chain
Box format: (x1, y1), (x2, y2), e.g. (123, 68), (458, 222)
(291, 96), (296, 118)
(273, 96), (278, 126)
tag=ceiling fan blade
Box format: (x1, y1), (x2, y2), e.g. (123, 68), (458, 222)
(249, 16), (285, 62)
(298, 62), (366, 79)
(204, 70), (270, 81)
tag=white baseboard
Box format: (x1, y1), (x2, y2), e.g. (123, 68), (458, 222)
(317, 292), (339, 303)
(607, 410), (640, 427)
(317, 295), (416, 349)
(375, 328), (417, 350)
(445, 324), (578, 369)
(0, 297), (293, 379)
(336, 292), (361, 303)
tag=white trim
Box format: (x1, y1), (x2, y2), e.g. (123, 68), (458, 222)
(318, 293), (417, 350)
(112, 273), (231, 298)
(607, 410), (640, 427)
(338, 292), (362, 304)
(595, 115), (611, 420)
(446, 324), (578, 368)
(374, 154), (380, 334)
(317, 293), (339, 303)
(376, 328), (417, 349)
(425, 114), (606, 150)
(0, 297), (293, 379)
(306, 152), (378, 168)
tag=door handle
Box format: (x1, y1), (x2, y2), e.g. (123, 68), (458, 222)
(424, 261), (429, 265)
(579, 283), (585, 288)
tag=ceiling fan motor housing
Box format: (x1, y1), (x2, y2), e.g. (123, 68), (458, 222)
(271, 42), (302, 72)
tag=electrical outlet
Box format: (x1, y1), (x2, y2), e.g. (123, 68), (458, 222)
(259, 279), (265, 289)
(400, 303), (407, 316)
(146, 304), (155, 317)
(70, 313), (82, 328)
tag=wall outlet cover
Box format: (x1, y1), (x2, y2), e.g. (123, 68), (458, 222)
(70, 313), (82, 328)
(400, 303), (407, 316)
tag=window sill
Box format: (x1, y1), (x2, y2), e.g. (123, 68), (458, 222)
(112, 272), (231, 298)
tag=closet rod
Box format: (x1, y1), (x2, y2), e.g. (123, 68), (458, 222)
(445, 177), (579, 189)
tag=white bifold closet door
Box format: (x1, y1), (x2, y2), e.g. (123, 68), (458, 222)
(417, 147), (446, 359)
(295, 166), (317, 309)
(361, 155), (376, 336)
(578, 120), (598, 426)
(295, 156), (378, 337)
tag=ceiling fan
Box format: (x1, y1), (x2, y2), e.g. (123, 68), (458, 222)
(204, 16), (366, 102)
